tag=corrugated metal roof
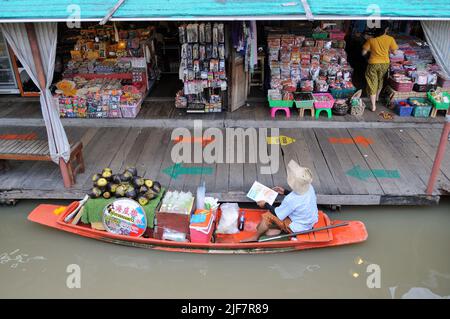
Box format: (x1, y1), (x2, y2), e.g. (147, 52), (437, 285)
(0, 0), (449, 22)
(0, 0), (117, 21)
(0, 0), (305, 22)
(308, 0), (450, 19)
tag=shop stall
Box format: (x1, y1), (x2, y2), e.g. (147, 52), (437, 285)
(175, 23), (227, 113)
(264, 22), (357, 118)
(386, 34), (450, 118)
(55, 24), (159, 118)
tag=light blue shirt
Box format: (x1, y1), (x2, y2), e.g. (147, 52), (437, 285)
(274, 185), (319, 232)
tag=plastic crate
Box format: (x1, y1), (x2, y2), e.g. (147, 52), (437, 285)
(394, 100), (413, 116)
(329, 87), (357, 99)
(312, 93), (335, 109)
(413, 106), (432, 117)
(294, 93), (314, 108)
(268, 98), (294, 108)
(427, 92), (450, 110)
(312, 32), (328, 39)
(120, 103), (141, 118)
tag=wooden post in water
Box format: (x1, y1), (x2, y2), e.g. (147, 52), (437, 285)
(25, 23), (72, 188)
(426, 115), (450, 195)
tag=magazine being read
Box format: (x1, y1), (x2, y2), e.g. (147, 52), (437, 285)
(246, 181), (278, 206)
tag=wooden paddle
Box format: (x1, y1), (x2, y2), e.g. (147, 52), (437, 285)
(257, 222), (349, 242)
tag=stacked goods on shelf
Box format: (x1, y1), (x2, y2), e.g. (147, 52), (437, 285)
(178, 23), (226, 113)
(267, 27), (355, 109)
(389, 36), (440, 93)
(55, 25), (158, 118)
(55, 76), (145, 118)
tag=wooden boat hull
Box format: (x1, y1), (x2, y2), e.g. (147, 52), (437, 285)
(28, 203), (368, 254)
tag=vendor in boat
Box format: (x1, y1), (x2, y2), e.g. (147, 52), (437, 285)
(243, 160), (319, 242)
(362, 21), (399, 112)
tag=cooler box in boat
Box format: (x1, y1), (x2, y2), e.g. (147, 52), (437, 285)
(189, 210), (215, 243)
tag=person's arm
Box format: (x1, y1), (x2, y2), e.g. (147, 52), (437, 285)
(273, 186), (291, 196)
(390, 38), (399, 55)
(264, 202), (277, 216)
(362, 40), (370, 56)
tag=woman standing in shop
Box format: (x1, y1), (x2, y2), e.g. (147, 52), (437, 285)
(362, 21), (399, 112)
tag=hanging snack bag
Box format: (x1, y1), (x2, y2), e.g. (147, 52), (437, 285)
(212, 23), (219, 45)
(187, 23), (198, 43)
(206, 44), (213, 59)
(192, 44), (199, 60)
(217, 23), (225, 43)
(199, 44), (206, 60)
(212, 45), (218, 59)
(178, 25), (186, 44)
(218, 44), (225, 60)
(199, 23), (205, 43)
(205, 23), (212, 43)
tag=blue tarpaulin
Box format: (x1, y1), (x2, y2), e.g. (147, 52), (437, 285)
(0, 0), (449, 22)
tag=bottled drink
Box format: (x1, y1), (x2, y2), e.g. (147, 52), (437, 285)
(238, 211), (245, 231)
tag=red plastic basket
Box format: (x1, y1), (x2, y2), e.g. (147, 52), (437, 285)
(312, 93), (335, 109)
(389, 79), (414, 92)
(329, 30), (346, 40)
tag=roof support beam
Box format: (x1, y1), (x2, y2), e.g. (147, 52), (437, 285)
(300, 0), (314, 21)
(100, 0), (126, 25)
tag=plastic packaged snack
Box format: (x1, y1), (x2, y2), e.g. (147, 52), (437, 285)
(199, 23), (205, 43)
(205, 23), (212, 43)
(216, 203), (240, 234)
(178, 25), (186, 44)
(162, 228), (188, 242)
(217, 23), (225, 43)
(186, 23), (198, 43)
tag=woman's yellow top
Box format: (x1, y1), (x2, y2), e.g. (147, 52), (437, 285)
(363, 35), (399, 64)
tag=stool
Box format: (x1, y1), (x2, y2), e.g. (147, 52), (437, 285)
(430, 107), (448, 118)
(270, 107), (291, 118)
(298, 107), (315, 118)
(315, 108), (332, 119)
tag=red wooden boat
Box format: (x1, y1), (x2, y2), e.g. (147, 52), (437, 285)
(28, 203), (368, 254)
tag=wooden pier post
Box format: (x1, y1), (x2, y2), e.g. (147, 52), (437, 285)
(426, 115), (450, 195)
(25, 23), (72, 188)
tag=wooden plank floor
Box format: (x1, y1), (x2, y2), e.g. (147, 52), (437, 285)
(0, 125), (448, 205)
(0, 98), (447, 128)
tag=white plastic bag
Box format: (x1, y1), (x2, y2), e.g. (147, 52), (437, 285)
(216, 203), (240, 234)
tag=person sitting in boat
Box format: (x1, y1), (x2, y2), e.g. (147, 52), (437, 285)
(244, 160), (319, 242)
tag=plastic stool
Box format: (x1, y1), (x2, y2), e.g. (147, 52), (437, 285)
(315, 107), (332, 119)
(298, 107), (315, 118)
(430, 107), (448, 118)
(270, 107), (291, 118)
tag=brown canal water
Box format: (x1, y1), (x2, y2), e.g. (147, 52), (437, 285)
(1, 199), (449, 299)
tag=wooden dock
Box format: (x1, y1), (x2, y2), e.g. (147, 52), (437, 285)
(0, 125), (448, 206)
(0, 98), (447, 129)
